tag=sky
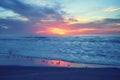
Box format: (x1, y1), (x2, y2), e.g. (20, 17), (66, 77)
(0, 0), (120, 35)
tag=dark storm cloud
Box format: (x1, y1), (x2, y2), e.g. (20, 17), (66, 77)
(101, 18), (120, 23)
(72, 18), (120, 29)
(0, 19), (30, 27)
(0, 19), (31, 33)
(0, 0), (64, 34)
(0, 0), (63, 20)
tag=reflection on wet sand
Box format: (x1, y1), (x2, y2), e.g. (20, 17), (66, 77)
(34, 59), (72, 67)
(34, 58), (109, 68)
(0, 53), (111, 68)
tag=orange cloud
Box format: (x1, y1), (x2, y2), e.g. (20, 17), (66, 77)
(35, 17), (120, 35)
(72, 28), (96, 33)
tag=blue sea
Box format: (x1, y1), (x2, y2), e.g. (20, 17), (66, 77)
(0, 34), (120, 67)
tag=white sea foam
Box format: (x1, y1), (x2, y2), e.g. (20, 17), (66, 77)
(0, 34), (120, 67)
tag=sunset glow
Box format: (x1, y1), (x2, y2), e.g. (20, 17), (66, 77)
(0, 0), (120, 34)
(1, 1), (120, 78)
(36, 27), (97, 35)
(71, 28), (97, 34)
(48, 28), (68, 35)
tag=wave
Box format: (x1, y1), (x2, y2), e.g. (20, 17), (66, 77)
(0, 34), (120, 67)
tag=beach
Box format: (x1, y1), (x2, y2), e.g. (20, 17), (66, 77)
(0, 0), (120, 80)
(0, 66), (120, 80)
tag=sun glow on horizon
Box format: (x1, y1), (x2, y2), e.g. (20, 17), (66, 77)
(36, 27), (97, 35)
(48, 28), (68, 35)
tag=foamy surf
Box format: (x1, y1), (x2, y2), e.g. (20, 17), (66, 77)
(0, 34), (120, 67)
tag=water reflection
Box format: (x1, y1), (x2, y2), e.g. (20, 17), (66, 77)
(34, 59), (73, 67)
(34, 58), (108, 67)
(0, 53), (110, 68)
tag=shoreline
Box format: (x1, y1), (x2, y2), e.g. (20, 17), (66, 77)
(1, 54), (118, 68)
(0, 53), (119, 68)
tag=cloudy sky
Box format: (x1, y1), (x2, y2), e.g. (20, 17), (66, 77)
(0, 0), (120, 35)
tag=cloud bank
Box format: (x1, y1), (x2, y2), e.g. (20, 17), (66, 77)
(0, 0), (120, 34)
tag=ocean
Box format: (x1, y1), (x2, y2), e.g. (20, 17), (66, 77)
(0, 34), (120, 67)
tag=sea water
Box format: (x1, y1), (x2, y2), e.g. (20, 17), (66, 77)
(0, 34), (120, 67)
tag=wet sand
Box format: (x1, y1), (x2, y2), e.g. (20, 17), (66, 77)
(0, 66), (120, 80)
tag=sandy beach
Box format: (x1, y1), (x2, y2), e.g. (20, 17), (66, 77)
(0, 66), (120, 80)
